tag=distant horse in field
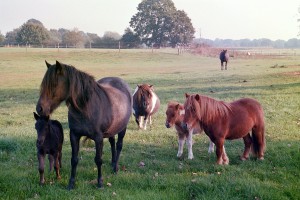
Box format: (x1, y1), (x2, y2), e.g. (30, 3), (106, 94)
(132, 84), (160, 130)
(219, 49), (229, 70)
(183, 94), (265, 165)
(33, 112), (64, 185)
(165, 101), (214, 159)
(36, 61), (132, 189)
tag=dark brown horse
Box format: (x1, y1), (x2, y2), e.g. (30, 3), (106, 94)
(165, 101), (214, 159)
(36, 61), (132, 189)
(33, 112), (64, 185)
(132, 84), (160, 130)
(183, 94), (265, 165)
(220, 49), (229, 70)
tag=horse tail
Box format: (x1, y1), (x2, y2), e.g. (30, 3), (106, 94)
(251, 118), (265, 159)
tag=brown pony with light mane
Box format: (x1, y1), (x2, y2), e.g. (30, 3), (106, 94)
(183, 94), (265, 165)
(36, 61), (132, 189)
(165, 101), (214, 159)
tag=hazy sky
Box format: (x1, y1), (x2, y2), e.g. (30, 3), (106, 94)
(0, 0), (299, 40)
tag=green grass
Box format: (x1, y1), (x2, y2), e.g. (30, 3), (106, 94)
(0, 48), (299, 200)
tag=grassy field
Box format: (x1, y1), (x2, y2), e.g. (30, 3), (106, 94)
(0, 48), (299, 200)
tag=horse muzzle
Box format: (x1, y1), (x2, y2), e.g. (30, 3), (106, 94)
(36, 103), (50, 117)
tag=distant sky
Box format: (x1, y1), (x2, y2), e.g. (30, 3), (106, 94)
(0, 0), (299, 40)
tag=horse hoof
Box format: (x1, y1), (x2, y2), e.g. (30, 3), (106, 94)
(177, 155), (184, 161)
(240, 156), (248, 161)
(258, 157), (264, 160)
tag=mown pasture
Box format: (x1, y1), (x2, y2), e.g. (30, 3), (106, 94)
(0, 48), (299, 200)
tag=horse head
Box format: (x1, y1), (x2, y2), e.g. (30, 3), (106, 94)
(34, 112), (50, 147)
(183, 93), (202, 131)
(36, 61), (70, 117)
(165, 102), (184, 128)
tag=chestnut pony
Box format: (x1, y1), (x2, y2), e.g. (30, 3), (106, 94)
(132, 84), (160, 130)
(36, 61), (132, 189)
(183, 94), (265, 165)
(165, 101), (214, 159)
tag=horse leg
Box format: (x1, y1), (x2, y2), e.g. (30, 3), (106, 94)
(67, 132), (80, 190)
(252, 126), (265, 160)
(221, 62), (224, 70)
(215, 139), (225, 165)
(149, 115), (152, 125)
(177, 136), (185, 158)
(109, 136), (116, 172)
(241, 133), (252, 161)
(38, 153), (45, 185)
(187, 130), (194, 159)
(48, 154), (54, 171)
(221, 146), (229, 165)
(53, 152), (61, 180)
(225, 61), (227, 70)
(94, 134), (104, 188)
(138, 116), (143, 129)
(114, 128), (126, 173)
(59, 147), (62, 168)
(208, 140), (215, 153)
(143, 116), (149, 130)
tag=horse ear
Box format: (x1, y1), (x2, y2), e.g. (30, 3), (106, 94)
(195, 94), (200, 101)
(55, 60), (63, 74)
(33, 112), (39, 120)
(45, 60), (51, 68)
(185, 93), (190, 98)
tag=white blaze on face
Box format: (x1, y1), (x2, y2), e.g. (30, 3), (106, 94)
(179, 109), (185, 116)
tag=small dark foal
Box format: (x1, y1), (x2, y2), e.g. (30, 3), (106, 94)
(33, 112), (64, 185)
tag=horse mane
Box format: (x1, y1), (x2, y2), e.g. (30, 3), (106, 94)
(189, 94), (232, 124)
(41, 63), (97, 111)
(136, 84), (153, 107)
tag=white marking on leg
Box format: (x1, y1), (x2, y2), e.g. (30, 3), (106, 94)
(177, 138), (184, 157)
(149, 115), (152, 125)
(222, 145), (229, 165)
(187, 130), (194, 159)
(208, 140), (215, 153)
(143, 118), (148, 130)
(139, 116), (143, 129)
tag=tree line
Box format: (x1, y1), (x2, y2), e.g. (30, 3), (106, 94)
(195, 38), (300, 49)
(0, 0), (299, 49)
(0, 0), (195, 49)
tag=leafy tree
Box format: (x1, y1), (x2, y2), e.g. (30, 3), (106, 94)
(170, 10), (195, 47)
(121, 28), (141, 48)
(130, 0), (194, 47)
(5, 28), (19, 44)
(16, 19), (49, 45)
(95, 31), (121, 48)
(62, 28), (85, 47)
(0, 31), (4, 44)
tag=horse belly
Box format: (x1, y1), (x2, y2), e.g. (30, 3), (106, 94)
(102, 87), (131, 136)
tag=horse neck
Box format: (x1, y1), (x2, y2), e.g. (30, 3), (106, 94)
(197, 95), (231, 124)
(66, 66), (97, 111)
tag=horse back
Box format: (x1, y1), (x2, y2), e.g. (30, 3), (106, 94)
(50, 120), (64, 145)
(227, 98), (264, 138)
(97, 77), (132, 136)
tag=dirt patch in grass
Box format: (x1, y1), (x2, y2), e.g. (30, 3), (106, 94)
(282, 71), (300, 76)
